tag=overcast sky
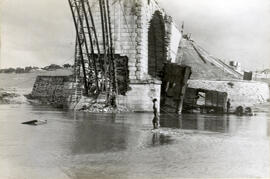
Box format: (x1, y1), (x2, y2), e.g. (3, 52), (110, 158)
(1, 0), (270, 70)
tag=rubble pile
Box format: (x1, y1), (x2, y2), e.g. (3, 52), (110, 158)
(0, 90), (21, 104)
(79, 102), (131, 113)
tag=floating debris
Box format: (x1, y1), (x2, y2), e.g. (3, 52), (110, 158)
(22, 120), (47, 125)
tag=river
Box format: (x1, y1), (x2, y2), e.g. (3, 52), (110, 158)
(0, 101), (269, 178)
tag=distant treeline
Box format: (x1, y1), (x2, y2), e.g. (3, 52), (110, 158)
(0, 64), (73, 74)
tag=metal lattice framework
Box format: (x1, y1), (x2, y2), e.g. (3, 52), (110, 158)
(68, 0), (117, 98)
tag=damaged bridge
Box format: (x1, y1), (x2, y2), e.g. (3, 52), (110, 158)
(30, 0), (246, 113)
(68, 0), (188, 112)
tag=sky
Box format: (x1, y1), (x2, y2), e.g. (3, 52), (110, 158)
(1, 0), (270, 70)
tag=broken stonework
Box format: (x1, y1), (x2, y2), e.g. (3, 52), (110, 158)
(188, 80), (270, 110)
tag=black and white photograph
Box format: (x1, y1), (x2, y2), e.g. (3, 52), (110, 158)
(0, 0), (270, 178)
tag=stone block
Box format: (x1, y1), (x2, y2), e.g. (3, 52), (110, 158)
(129, 66), (137, 72)
(135, 62), (142, 68)
(129, 75), (137, 80)
(117, 83), (161, 112)
(135, 71), (141, 79)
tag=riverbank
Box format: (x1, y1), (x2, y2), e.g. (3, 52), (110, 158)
(1, 71), (270, 113)
(0, 69), (73, 106)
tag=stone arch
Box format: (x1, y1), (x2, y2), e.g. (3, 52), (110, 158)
(148, 10), (167, 78)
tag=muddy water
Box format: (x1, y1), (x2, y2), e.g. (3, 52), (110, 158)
(0, 103), (269, 178)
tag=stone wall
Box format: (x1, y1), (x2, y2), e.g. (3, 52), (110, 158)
(117, 81), (161, 112)
(89, 0), (181, 80)
(188, 80), (270, 109)
(84, 0), (182, 112)
(31, 76), (76, 108)
(31, 75), (161, 112)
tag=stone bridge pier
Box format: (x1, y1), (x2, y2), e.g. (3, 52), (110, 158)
(89, 0), (182, 111)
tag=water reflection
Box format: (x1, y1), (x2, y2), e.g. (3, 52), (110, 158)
(71, 117), (129, 154)
(160, 114), (231, 132)
(0, 103), (269, 178)
(159, 113), (265, 135)
(151, 133), (174, 146)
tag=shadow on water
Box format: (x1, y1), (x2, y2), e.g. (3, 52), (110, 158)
(59, 112), (130, 154)
(64, 111), (179, 153)
(159, 103), (270, 138)
(62, 103), (269, 154)
(160, 113), (231, 133)
(70, 118), (129, 154)
(151, 133), (174, 146)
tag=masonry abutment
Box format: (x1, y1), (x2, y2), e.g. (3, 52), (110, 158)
(68, 0), (183, 111)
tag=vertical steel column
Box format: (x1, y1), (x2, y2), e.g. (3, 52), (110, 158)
(101, 0), (112, 96)
(99, 0), (111, 100)
(85, 1), (101, 58)
(106, 0), (117, 93)
(68, 0), (89, 95)
(80, 0), (99, 91)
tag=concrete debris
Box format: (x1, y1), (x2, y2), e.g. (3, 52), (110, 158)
(78, 103), (131, 113)
(0, 90), (23, 104)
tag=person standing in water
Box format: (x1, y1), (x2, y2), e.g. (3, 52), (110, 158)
(227, 99), (231, 113)
(152, 98), (159, 129)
